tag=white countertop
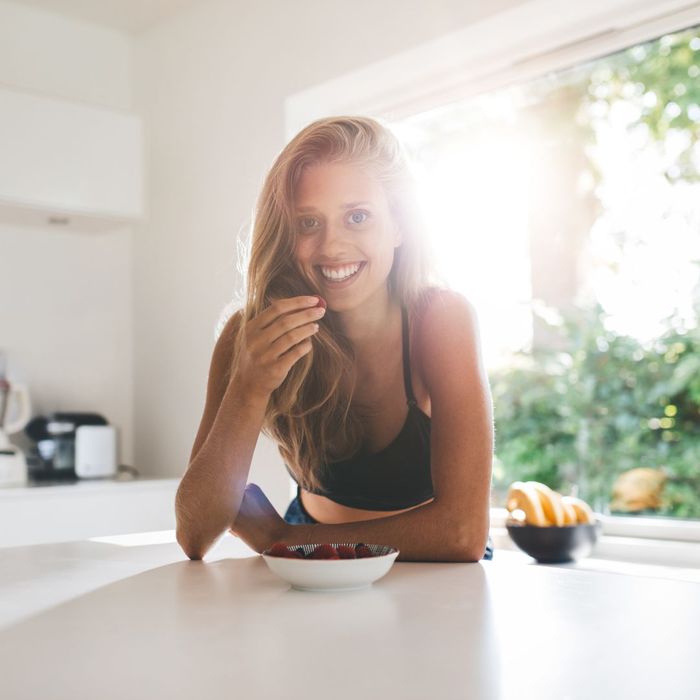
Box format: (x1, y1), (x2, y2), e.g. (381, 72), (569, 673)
(1, 533), (698, 700)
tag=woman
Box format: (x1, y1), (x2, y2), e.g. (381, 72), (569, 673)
(175, 116), (494, 562)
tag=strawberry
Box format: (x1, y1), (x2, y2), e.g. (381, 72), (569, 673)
(315, 296), (327, 309)
(308, 544), (339, 559)
(268, 542), (292, 558)
(336, 545), (357, 559)
(355, 544), (374, 558)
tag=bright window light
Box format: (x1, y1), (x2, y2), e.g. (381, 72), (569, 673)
(89, 530), (177, 547)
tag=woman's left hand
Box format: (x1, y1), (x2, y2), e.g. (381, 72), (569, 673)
(229, 483), (289, 554)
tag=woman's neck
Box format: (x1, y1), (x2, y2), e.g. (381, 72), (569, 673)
(335, 287), (401, 361)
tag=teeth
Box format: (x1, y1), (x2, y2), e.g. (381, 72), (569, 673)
(319, 263), (361, 280)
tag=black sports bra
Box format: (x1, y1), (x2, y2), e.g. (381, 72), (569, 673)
(285, 304), (434, 510)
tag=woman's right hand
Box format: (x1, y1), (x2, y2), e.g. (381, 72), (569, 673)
(230, 295), (325, 403)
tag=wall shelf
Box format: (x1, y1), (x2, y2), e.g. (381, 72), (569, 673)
(0, 86), (144, 231)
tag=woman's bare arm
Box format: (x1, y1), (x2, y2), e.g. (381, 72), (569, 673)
(277, 500), (484, 562)
(186, 311), (244, 467)
(176, 296), (324, 560)
(175, 312), (268, 560)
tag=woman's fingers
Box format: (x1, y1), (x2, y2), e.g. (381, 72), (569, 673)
(257, 305), (325, 350)
(231, 295), (325, 400)
(270, 322), (319, 360)
(279, 338), (314, 368)
(254, 296), (320, 330)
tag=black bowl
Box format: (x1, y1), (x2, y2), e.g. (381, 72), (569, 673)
(506, 520), (602, 563)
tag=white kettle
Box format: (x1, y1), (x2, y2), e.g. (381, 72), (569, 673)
(0, 380), (31, 486)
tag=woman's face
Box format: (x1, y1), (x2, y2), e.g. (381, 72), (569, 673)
(292, 160), (401, 311)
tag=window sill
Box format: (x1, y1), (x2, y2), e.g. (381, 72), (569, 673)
(489, 507), (700, 572)
(490, 544), (700, 584)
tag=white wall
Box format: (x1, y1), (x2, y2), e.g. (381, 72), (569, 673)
(132, 0), (527, 511)
(0, 0), (131, 108)
(0, 0), (135, 467)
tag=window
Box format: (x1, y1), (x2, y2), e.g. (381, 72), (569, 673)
(393, 24), (700, 523)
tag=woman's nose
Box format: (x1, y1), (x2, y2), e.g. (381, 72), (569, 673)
(317, 221), (347, 250)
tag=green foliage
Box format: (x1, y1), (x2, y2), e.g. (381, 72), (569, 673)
(489, 303), (700, 519)
(587, 26), (700, 182)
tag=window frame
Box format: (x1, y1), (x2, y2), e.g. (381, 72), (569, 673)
(284, 0), (700, 557)
(285, 0), (700, 136)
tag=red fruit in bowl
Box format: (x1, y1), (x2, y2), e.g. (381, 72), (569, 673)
(355, 544), (374, 558)
(336, 545), (357, 559)
(267, 542), (288, 557)
(308, 544), (339, 559)
(268, 542), (301, 558)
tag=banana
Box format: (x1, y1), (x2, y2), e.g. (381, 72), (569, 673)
(560, 499), (578, 525)
(507, 481), (596, 526)
(506, 508), (527, 525)
(526, 481), (566, 526)
(561, 496), (595, 524)
(505, 481), (549, 526)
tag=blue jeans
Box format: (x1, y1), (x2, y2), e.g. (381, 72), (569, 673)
(283, 485), (319, 525)
(283, 486), (494, 560)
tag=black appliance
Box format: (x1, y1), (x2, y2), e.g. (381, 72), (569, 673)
(24, 412), (108, 481)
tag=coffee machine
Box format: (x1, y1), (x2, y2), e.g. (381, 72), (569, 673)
(24, 412), (109, 481)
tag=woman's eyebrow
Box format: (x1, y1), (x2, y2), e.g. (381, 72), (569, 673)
(296, 200), (372, 213)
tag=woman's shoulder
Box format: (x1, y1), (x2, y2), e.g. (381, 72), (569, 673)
(211, 303), (245, 383)
(409, 286), (475, 329)
(215, 300), (245, 344)
(409, 286), (478, 369)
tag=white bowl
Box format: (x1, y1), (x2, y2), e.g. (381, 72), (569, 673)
(261, 543), (399, 592)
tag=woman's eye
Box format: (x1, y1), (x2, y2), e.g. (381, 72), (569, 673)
(348, 210), (370, 225)
(298, 217), (318, 232)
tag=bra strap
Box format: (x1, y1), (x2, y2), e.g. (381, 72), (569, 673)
(401, 304), (418, 407)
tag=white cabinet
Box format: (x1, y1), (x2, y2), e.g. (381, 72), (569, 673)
(0, 478), (178, 547)
(0, 86), (144, 232)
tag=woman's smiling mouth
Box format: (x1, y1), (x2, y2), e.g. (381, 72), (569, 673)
(315, 261), (366, 287)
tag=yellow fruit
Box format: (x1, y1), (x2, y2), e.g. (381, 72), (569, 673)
(526, 481), (567, 526)
(506, 508), (527, 524)
(560, 500), (578, 525)
(506, 482), (521, 512)
(561, 496), (595, 524)
(506, 481), (549, 526)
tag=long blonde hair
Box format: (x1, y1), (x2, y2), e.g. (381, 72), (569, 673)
(227, 115), (444, 492)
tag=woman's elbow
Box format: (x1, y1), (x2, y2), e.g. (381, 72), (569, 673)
(461, 547), (485, 563)
(175, 493), (206, 559)
(176, 529), (207, 560)
(455, 515), (490, 562)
